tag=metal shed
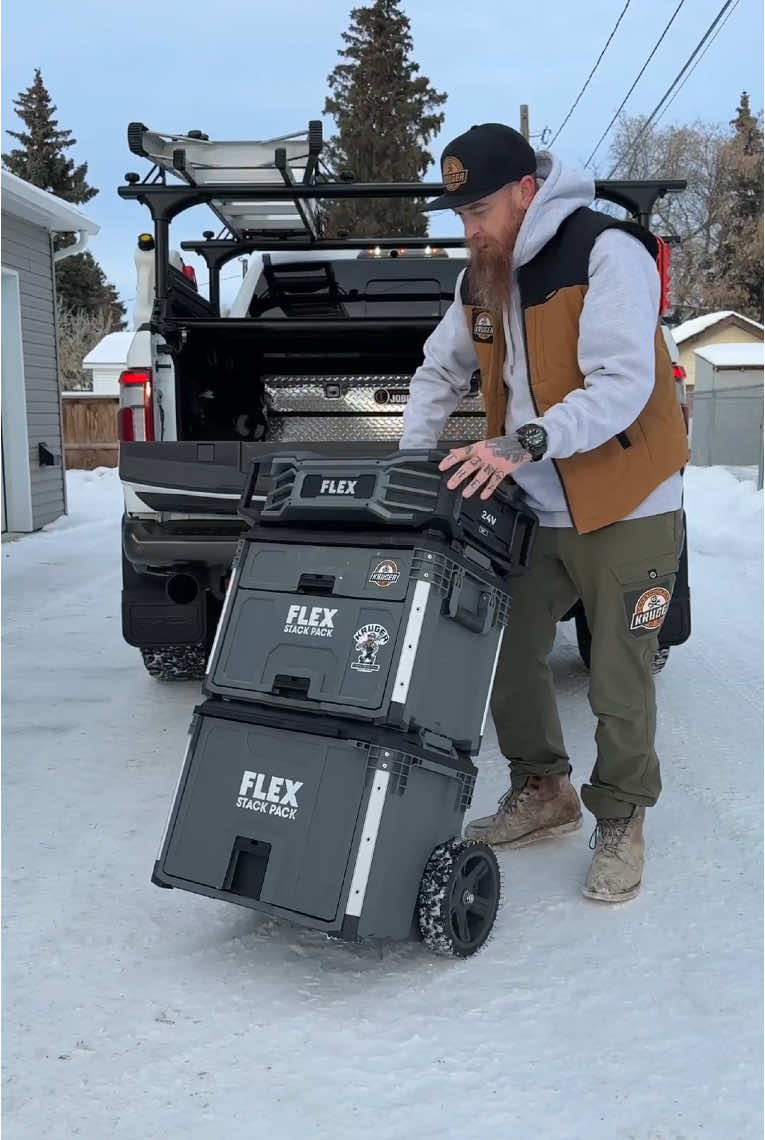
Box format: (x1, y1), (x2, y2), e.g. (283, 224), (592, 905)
(689, 342), (764, 470)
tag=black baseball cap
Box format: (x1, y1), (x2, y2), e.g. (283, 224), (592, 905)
(422, 123), (537, 212)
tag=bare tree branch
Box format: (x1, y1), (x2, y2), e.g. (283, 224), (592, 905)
(56, 303), (113, 391)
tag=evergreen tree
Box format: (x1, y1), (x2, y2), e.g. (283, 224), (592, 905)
(704, 92), (763, 320)
(3, 68), (97, 203)
(322, 0), (447, 237)
(607, 98), (763, 322)
(2, 69), (125, 327)
(55, 251), (126, 329)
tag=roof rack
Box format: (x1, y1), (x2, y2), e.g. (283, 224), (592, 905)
(119, 120), (686, 327)
(125, 120), (327, 240)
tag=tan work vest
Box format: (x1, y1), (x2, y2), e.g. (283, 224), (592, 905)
(461, 208), (689, 533)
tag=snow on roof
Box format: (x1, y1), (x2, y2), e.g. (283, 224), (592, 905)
(1, 170), (100, 235)
(82, 331), (134, 369)
(673, 311), (764, 343)
(695, 342), (764, 368)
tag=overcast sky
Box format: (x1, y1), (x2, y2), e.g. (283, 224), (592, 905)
(2, 0), (763, 313)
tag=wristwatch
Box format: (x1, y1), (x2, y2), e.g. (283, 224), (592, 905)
(516, 423), (548, 462)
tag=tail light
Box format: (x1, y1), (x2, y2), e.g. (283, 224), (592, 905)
(181, 262), (198, 290)
(118, 368), (155, 442)
(655, 236), (672, 316)
(672, 363), (690, 431)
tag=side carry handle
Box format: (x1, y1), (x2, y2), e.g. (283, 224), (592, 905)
(237, 458), (261, 524)
(445, 569), (496, 635)
(515, 511), (537, 570)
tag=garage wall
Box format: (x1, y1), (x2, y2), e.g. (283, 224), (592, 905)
(1, 210), (66, 529)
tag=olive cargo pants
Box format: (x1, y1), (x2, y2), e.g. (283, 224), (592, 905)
(490, 510), (684, 819)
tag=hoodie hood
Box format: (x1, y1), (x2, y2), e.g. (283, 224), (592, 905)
(513, 152), (595, 270)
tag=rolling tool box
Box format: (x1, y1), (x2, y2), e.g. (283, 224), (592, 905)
(153, 701), (489, 950)
(203, 452), (537, 753)
(153, 451), (537, 956)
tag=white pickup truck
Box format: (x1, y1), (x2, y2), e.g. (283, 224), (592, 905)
(113, 121), (690, 679)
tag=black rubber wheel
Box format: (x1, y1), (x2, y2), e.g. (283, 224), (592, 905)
(140, 643), (207, 682)
(127, 121), (148, 156)
(576, 607), (670, 676)
(417, 838), (500, 958)
(308, 119), (323, 154)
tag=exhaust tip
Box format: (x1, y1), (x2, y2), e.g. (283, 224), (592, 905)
(166, 573), (200, 606)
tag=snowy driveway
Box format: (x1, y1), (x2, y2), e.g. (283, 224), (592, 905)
(2, 467), (762, 1140)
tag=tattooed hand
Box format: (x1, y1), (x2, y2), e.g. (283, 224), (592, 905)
(438, 434), (531, 500)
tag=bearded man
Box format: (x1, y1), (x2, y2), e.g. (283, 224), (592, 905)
(399, 123), (688, 903)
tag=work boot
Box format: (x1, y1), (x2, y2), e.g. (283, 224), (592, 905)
(464, 769), (582, 848)
(582, 806), (645, 903)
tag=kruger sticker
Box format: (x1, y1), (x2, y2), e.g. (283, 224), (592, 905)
(628, 586), (672, 633)
(351, 623), (390, 672)
(369, 559), (401, 588)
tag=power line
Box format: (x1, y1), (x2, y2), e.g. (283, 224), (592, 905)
(550, 0), (633, 147)
(649, 0), (742, 130)
(606, 0), (742, 175)
(584, 0), (687, 169)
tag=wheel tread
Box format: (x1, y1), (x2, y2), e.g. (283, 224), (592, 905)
(417, 838), (500, 958)
(140, 643), (207, 681)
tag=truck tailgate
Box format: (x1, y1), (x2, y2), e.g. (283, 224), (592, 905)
(120, 440), (445, 515)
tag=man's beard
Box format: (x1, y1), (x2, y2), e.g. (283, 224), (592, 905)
(467, 215), (523, 312)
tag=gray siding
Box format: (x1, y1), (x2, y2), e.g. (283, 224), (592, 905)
(1, 210), (66, 528)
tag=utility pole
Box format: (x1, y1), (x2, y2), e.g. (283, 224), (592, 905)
(520, 106), (552, 148)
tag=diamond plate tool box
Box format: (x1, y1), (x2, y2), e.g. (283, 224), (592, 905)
(263, 373), (487, 444)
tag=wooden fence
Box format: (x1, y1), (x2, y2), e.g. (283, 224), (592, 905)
(62, 394), (119, 469)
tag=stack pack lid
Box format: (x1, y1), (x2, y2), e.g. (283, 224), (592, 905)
(241, 450), (537, 575)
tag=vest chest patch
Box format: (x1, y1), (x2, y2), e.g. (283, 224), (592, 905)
(472, 309), (494, 343)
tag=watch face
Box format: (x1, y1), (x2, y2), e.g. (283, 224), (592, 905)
(519, 425), (547, 458)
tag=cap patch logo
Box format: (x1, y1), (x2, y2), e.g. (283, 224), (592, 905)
(443, 155), (467, 191)
(473, 310), (494, 342)
(629, 587), (671, 632)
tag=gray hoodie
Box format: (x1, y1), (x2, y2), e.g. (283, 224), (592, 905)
(399, 152), (682, 526)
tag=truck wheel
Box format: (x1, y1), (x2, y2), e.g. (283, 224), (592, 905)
(417, 838), (500, 958)
(574, 606), (592, 670)
(140, 643), (208, 682)
(576, 611), (670, 676)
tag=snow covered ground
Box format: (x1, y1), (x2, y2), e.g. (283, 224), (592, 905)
(2, 465), (762, 1139)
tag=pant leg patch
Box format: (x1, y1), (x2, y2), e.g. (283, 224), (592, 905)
(624, 583), (673, 636)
